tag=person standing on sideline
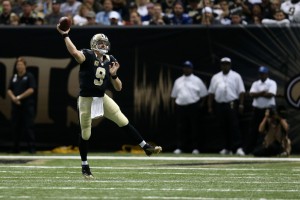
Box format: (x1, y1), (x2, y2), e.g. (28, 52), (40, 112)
(246, 66), (277, 155)
(207, 57), (245, 156)
(57, 25), (162, 179)
(171, 61), (208, 154)
(7, 57), (37, 154)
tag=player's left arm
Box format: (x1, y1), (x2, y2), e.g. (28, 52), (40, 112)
(109, 61), (122, 91)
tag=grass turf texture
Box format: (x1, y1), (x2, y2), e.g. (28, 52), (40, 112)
(0, 153), (300, 199)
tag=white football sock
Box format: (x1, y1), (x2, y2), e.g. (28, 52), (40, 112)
(82, 161), (88, 165)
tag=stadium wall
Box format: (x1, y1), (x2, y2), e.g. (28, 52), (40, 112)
(0, 26), (299, 153)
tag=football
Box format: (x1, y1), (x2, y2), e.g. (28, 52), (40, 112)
(58, 17), (71, 31)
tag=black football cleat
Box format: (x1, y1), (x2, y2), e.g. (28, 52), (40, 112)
(143, 143), (162, 156)
(82, 165), (94, 179)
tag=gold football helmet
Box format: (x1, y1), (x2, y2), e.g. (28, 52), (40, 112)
(90, 33), (110, 54)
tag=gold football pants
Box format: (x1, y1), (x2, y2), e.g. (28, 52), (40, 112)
(78, 94), (129, 140)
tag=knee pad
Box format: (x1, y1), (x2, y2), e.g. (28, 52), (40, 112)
(81, 128), (91, 140)
(80, 112), (91, 140)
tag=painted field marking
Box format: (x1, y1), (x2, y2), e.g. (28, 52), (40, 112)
(0, 155), (300, 162)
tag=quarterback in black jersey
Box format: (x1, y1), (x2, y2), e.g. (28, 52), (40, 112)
(57, 25), (162, 179)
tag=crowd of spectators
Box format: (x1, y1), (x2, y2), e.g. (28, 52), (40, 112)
(0, 0), (299, 26)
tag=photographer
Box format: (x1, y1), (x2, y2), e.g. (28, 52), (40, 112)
(253, 106), (291, 157)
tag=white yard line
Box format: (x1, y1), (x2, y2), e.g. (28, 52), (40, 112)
(1, 196), (293, 200)
(0, 186), (298, 193)
(0, 155), (300, 162)
(0, 165), (297, 171)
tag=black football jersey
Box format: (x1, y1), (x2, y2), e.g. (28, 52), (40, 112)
(79, 49), (117, 97)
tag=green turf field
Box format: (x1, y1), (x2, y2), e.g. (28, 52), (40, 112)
(0, 153), (299, 199)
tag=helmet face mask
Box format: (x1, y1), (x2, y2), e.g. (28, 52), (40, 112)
(90, 34), (110, 54)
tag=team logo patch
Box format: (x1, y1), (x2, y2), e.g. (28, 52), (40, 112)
(285, 74), (300, 109)
(94, 61), (99, 66)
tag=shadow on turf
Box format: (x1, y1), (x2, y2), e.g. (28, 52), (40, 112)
(0, 159), (33, 164)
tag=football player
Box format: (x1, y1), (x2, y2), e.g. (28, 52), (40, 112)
(56, 26), (162, 179)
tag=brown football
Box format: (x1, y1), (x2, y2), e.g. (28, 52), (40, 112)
(58, 17), (71, 31)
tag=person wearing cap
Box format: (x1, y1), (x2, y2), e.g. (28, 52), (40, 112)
(44, 0), (64, 25)
(85, 10), (97, 25)
(208, 57), (246, 156)
(171, 61), (208, 154)
(200, 6), (220, 25)
(19, 0), (38, 25)
(108, 10), (123, 25)
(246, 66), (277, 155)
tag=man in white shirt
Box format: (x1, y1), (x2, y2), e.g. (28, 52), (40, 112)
(208, 57), (245, 156)
(246, 66), (277, 154)
(171, 60), (208, 154)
